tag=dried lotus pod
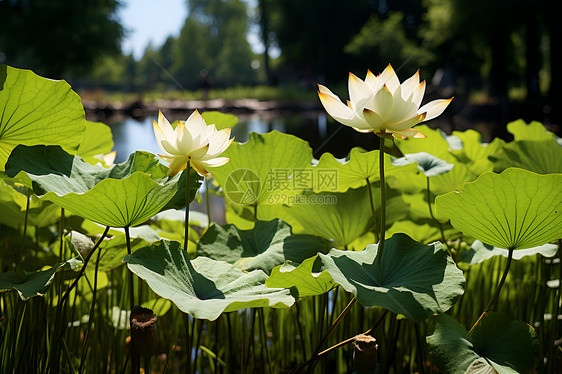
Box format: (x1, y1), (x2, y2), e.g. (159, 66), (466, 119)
(353, 334), (378, 374)
(130, 306), (159, 359)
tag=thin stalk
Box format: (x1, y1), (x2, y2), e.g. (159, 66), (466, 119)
(311, 297), (356, 357)
(548, 240), (562, 373)
(59, 226), (110, 306)
(426, 177), (448, 248)
(294, 302), (307, 361)
(59, 208), (65, 261)
(366, 179), (380, 243)
(414, 322), (426, 374)
(376, 136), (388, 279)
(125, 226), (140, 374)
(205, 178), (211, 227)
(258, 309), (273, 374)
(22, 189), (31, 247)
(184, 168), (191, 251)
(365, 308), (389, 336)
(467, 248), (514, 335)
(79, 243), (103, 373)
(124, 227), (135, 312)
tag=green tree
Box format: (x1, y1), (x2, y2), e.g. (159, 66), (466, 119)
(268, 0), (375, 83)
(0, 0), (123, 79)
(168, 0), (256, 89)
(344, 12), (433, 76)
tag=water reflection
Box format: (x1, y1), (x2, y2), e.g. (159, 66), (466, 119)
(109, 111), (378, 163)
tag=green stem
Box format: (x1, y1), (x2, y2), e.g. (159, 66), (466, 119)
(258, 309), (273, 374)
(312, 297), (356, 357)
(59, 208), (65, 262)
(184, 168), (191, 252)
(467, 247), (514, 335)
(377, 136), (387, 278)
(205, 178), (211, 227)
(125, 226), (141, 374)
(59, 226), (110, 306)
(366, 179), (379, 243)
(426, 177), (450, 255)
(79, 243), (103, 373)
(125, 226), (135, 312)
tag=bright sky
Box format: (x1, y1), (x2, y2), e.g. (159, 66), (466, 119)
(118, 0), (265, 60)
(118, 0), (188, 60)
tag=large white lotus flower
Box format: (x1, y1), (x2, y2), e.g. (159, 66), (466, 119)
(318, 64), (452, 139)
(153, 110), (233, 176)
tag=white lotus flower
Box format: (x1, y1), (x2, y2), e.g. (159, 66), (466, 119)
(153, 110), (233, 176)
(318, 64), (452, 138)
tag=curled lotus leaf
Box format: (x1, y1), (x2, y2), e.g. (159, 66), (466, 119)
(5, 145), (202, 227)
(317, 233), (465, 322)
(125, 240), (295, 320)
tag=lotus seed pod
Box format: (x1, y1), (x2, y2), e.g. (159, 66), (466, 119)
(130, 306), (159, 359)
(353, 334), (378, 374)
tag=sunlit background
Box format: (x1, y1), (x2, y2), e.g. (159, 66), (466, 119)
(1, 0), (560, 161)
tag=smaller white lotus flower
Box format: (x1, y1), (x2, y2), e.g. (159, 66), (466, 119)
(153, 110), (233, 177)
(318, 64), (452, 139)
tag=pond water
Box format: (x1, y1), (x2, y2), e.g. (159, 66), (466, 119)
(108, 111), (385, 163)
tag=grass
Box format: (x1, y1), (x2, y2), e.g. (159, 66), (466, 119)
(1, 211), (560, 373)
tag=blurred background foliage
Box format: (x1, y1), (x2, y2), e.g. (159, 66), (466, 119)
(0, 0), (560, 121)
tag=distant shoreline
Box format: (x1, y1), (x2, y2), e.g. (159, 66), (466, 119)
(82, 98), (322, 123)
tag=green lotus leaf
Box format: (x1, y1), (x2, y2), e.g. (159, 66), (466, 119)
(0, 258), (81, 300)
(5, 145), (202, 227)
(387, 220), (446, 244)
(0, 180), (62, 228)
(449, 129), (504, 176)
(394, 125), (456, 162)
(430, 162), (476, 196)
(0, 65), (86, 170)
(459, 240), (558, 265)
(490, 138), (562, 174)
(436, 168), (562, 250)
(266, 256), (337, 298)
(76, 121), (114, 164)
(209, 131), (313, 210)
(197, 219), (330, 274)
(507, 119), (556, 141)
(141, 298), (173, 317)
(318, 233), (465, 322)
(153, 209), (209, 229)
(282, 186), (374, 249)
(201, 111), (239, 130)
(125, 239), (295, 320)
(427, 313), (539, 373)
(313, 148), (411, 192)
(392, 152), (454, 177)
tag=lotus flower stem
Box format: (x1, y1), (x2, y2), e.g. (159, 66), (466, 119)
(377, 136), (387, 277)
(184, 168), (191, 252)
(205, 178), (211, 226)
(366, 179), (379, 243)
(467, 247), (514, 335)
